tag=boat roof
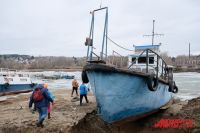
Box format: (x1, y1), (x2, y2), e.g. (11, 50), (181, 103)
(128, 44), (161, 56)
(128, 53), (156, 57)
(135, 44), (160, 50)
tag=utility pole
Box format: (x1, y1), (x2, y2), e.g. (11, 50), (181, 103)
(143, 20), (164, 45)
(189, 43), (190, 59)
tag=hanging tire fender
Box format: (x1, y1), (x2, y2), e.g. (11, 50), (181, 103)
(4, 82), (10, 89)
(169, 81), (178, 93)
(172, 84), (178, 93)
(147, 75), (158, 91)
(82, 70), (89, 83)
(30, 83), (36, 88)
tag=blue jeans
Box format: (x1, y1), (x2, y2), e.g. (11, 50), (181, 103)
(37, 107), (48, 124)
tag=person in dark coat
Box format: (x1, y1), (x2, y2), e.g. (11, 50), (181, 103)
(29, 85), (54, 127)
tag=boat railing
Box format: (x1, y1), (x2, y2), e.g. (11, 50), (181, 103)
(149, 57), (170, 79)
(109, 50), (124, 68)
(91, 51), (100, 61)
(128, 49), (169, 81)
(96, 51), (127, 68)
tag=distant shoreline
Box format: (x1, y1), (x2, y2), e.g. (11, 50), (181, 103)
(174, 68), (200, 73)
(22, 67), (83, 72)
(21, 67), (200, 73)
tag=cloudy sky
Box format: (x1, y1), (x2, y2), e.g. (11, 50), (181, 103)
(0, 0), (200, 57)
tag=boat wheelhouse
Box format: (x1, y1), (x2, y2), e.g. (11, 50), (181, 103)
(128, 44), (161, 74)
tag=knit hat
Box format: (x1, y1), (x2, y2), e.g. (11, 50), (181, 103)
(43, 83), (48, 88)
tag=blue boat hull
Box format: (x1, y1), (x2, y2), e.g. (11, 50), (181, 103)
(0, 84), (38, 96)
(84, 64), (172, 124)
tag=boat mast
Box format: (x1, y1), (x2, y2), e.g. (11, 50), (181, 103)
(152, 20), (155, 45)
(85, 7), (108, 61)
(143, 20), (164, 45)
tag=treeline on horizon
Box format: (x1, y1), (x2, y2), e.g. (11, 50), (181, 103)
(0, 54), (86, 69)
(0, 53), (196, 70)
(0, 54), (129, 70)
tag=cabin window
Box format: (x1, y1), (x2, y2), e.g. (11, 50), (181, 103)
(20, 78), (27, 82)
(4, 78), (9, 82)
(132, 57), (136, 64)
(138, 57), (154, 64)
(138, 57), (146, 64)
(8, 78), (13, 81)
(149, 57), (154, 64)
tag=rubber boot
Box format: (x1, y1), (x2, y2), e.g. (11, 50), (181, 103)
(36, 121), (44, 128)
(48, 113), (51, 119)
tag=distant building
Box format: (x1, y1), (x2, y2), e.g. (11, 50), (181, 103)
(173, 55), (200, 68)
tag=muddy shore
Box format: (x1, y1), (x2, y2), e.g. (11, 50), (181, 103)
(0, 89), (96, 133)
(0, 89), (200, 133)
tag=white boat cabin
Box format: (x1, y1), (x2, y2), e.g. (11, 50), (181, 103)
(128, 45), (163, 75)
(0, 68), (32, 85)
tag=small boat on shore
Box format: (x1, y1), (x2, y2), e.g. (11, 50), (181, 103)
(82, 7), (178, 125)
(41, 72), (75, 80)
(0, 68), (40, 96)
(62, 75), (75, 79)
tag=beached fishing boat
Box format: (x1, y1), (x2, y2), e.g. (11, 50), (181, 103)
(82, 7), (178, 125)
(0, 68), (40, 96)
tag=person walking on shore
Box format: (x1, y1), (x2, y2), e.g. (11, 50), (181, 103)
(43, 83), (55, 119)
(29, 85), (54, 127)
(71, 78), (79, 97)
(79, 82), (89, 106)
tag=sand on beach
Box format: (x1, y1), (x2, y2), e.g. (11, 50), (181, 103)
(1, 89), (200, 133)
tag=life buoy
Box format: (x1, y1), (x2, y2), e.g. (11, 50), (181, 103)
(168, 81), (178, 93)
(82, 70), (89, 83)
(147, 74), (158, 91)
(172, 84), (178, 93)
(30, 83), (36, 88)
(4, 82), (9, 89)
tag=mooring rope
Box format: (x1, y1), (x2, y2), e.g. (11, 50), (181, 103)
(94, 21), (134, 52)
(106, 36), (134, 51)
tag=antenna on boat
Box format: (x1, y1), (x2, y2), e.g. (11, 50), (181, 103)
(143, 20), (164, 45)
(100, 0), (102, 8)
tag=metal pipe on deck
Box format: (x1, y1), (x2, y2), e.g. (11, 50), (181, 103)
(146, 50), (149, 73)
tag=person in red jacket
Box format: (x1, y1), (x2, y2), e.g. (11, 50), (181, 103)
(29, 85), (54, 127)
